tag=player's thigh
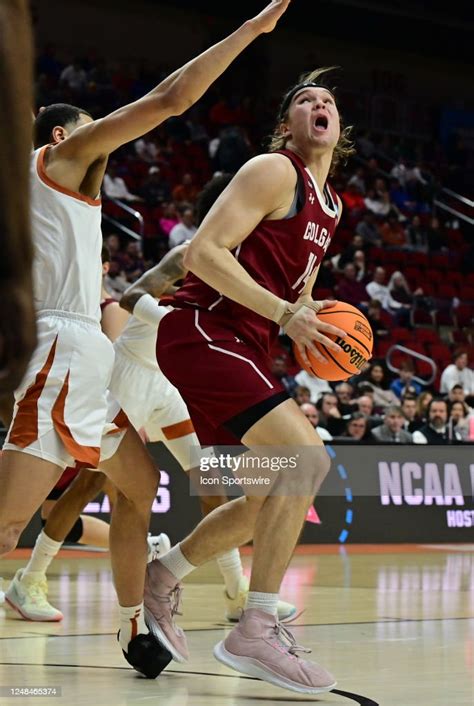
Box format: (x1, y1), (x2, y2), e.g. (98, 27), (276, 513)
(100, 426), (159, 506)
(0, 450), (64, 526)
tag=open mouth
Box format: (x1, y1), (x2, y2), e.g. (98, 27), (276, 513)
(314, 115), (328, 131)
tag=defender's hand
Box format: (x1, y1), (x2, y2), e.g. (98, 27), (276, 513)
(248, 0), (292, 35)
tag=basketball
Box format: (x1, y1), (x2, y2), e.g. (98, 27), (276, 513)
(293, 302), (373, 381)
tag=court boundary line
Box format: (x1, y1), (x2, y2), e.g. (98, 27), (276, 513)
(1, 615), (473, 641)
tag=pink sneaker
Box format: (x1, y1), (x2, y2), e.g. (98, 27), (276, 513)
(213, 609), (336, 694)
(143, 559), (189, 663)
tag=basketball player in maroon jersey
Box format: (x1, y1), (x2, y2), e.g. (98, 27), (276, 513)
(132, 68), (355, 692)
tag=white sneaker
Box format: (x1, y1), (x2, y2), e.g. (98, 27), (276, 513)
(5, 569), (63, 622)
(147, 533), (171, 562)
(224, 575), (297, 622)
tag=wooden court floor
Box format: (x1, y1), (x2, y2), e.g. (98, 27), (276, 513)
(1, 544), (473, 706)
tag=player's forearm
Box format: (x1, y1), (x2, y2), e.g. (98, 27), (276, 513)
(0, 0), (34, 280)
(184, 243), (286, 323)
(149, 20), (259, 114)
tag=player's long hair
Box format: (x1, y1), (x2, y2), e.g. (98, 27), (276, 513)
(268, 67), (355, 176)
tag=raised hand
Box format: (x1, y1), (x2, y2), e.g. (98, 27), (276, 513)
(249, 0), (292, 35)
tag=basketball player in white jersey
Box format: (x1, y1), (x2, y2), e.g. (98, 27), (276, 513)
(8, 205), (295, 623)
(0, 0), (292, 679)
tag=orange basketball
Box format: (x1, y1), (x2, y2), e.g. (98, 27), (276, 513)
(293, 302), (373, 381)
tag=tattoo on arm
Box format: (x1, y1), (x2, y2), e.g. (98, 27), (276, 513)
(120, 246), (187, 313)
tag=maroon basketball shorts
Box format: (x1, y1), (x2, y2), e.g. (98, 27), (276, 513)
(156, 308), (289, 444)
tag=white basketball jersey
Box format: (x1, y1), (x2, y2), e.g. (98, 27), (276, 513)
(30, 146), (103, 321)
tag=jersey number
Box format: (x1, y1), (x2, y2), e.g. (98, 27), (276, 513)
(291, 252), (319, 295)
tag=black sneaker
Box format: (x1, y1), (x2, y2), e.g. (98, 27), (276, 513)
(120, 632), (173, 678)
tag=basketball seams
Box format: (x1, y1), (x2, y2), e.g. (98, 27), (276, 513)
(314, 340), (354, 376)
(343, 332), (371, 357)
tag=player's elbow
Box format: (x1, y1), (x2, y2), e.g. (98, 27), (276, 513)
(183, 241), (199, 272)
(157, 86), (193, 117)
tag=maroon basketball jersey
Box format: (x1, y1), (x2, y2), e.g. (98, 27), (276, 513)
(164, 149), (339, 355)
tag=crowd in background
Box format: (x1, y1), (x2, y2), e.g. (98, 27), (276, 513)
(33, 44), (474, 445)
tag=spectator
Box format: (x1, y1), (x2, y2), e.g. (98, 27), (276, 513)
(390, 157), (408, 186)
(103, 164), (143, 202)
(356, 394), (383, 429)
(59, 57), (87, 94)
(365, 267), (390, 309)
(448, 400), (471, 441)
(334, 382), (356, 415)
(365, 299), (391, 346)
(387, 270), (426, 311)
(364, 187), (391, 217)
(353, 250), (367, 282)
(440, 351), (474, 397)
(379, 215), (407, 249)
(390, 360), (423, 399)
(158, 202), (179, 237)
(347, 167), (366, 194)
(448, 384), (473, 412)
(355, 210), (381, 247)
(271, 356), (297, 397)
(121, 241), (146, 282)
(341, 412), (375, 442)
(294, 385), (311, 406)
(103, 259), (128, 297)
(293, 368), (331, 404)
(401, 395), (423, 432)
(415, 390), (433, 423)
(172, 172), (200, 205)
(300, 403), (333, 441)
(426, 216), (447, 252)
(413, 398), (461, 444)
(169, 207), (197, 248)
(336, 263), (370, 308)
(134, 133), (160, 163)
(371, 406), (413, 443)
(389, 178), (417, 214)
(362, 362), (399, 412)
(341, 182), (365, 217)
(337, 234), (366, 270)
(316, 392), (346, 436)
(140, 166), (171, 207)
(407, 214), (429, 253)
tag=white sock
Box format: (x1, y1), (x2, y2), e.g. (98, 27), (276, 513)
(216, 549), (243, 599)
(23, 531), (63, 578)
(118, 602), (148, 652)
(159, 544), (196, 581)
(245, 591), (279, 616)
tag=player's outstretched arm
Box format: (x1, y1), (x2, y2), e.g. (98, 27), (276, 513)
(0, 0), (37, 393)
(120, 243), (189, 314)
(57, 0), (291, 163)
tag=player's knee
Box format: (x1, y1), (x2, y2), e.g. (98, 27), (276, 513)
(307, 445), (331, 495)
(285, 445), (331, 497)
(0, 522), (24, 557)
(75, 471), (107, 499)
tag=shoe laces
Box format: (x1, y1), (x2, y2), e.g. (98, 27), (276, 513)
(273, 613), (311, 657)
(155, 583), (183, 619)
(22, 577), (50, 607)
